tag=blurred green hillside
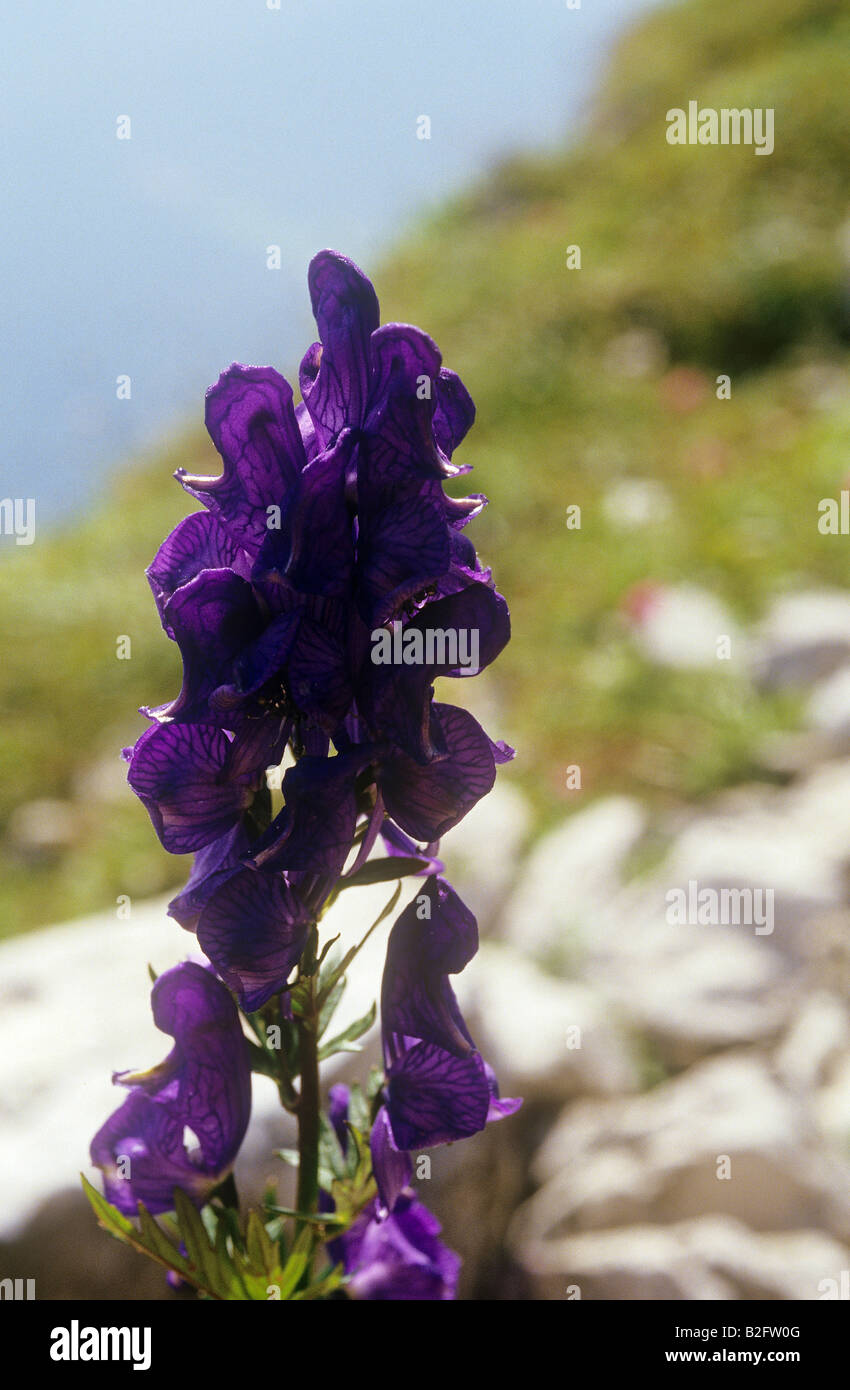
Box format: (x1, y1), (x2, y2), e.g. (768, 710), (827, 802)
(4, 0), (850, 936)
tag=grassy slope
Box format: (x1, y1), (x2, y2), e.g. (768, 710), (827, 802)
(3, 0), (850, 935)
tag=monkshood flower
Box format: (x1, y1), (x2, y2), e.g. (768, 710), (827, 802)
(326, 1088), (460, 1301)
(90, 962), (251, 1215)
(332, 1194), (461, 1301)
(379, 876), (521, 1151)
(88, 247), (519, 1302)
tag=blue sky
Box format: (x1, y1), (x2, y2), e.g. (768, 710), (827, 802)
(1, 0), (655, 521)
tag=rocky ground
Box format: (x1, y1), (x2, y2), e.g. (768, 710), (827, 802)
(6, 588), (850, 1300)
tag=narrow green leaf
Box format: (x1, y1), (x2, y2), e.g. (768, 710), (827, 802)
(341, 855), (429, 890)
(317, 882), (402, 1005)
(175, 1189), (227, 1297)
(293, 1263), (347, 1300)
(317, 1000), (376, 1060)
(266, 1205), (346, 1230)
(317, 975), (346, 1038)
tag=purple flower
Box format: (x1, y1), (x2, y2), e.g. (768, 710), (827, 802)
(331, 1195), (460, 1301)
(196, 867), (313, 1012)
(109, 251), (520, 1302)
(126, 717), (286, 856)
(325, 1093), (459, 1300)
(90, 962), (251, 1215)
(380, 877), (521, 1150)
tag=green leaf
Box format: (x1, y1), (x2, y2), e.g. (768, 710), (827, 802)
(293, 1263), (347, 1300)
(341, 856), (429, 889)
(174, 1189), (228, 1296)
(317, 882), (402, 1006)
(274, 1147), (299, 1168)
(369, 1067), (388, 1100)
(245, 1210), (278, 1273)
(317, 1000), (376, 1060)
(317, 1112), (347, 1186)
(266, 1205), (346, 1230)
(317, 975), (346, 1038)
(346, 1083), (371, 1134)
(246, 1040), (279, 1079)
(276, 1227), (317, 1299)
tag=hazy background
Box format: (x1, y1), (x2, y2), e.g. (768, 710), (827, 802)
(2, 0), (653, 521)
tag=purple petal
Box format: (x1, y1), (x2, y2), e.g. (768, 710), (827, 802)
(197, 868), (311, 1011)
(356, 470), (450, 626)
(380, 821), (444, 876)
(177, 365), (306, 554)
(168, 823), (252, 932)
(91, 962), (251, 1215)
(280, 430), (356, 598)
(331, 1193), (460, 1300)
(147, 512), (250, 636)
(249, 753), (365, 876)
(153, 569), (265, 724)
(379, 704), (497, 843)
(370, 1105), (413, 1214)
(381, 877), (478, 1062)
(127, 722), (251, 854)
(328, 1084), (351, 1153)
(301, 250), (380, 446)
(386, 1043), (491, 1149)
(432, 368), (475, 458)
(361, 582), (510, 763)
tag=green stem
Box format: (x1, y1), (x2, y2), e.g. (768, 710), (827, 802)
(295, 972), (321, 1223)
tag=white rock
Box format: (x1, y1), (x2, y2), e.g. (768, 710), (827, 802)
(623, 583), (742, 670)
(453, 943), (639, 1100)
(584, 879), (788, 1064)
(774, 992), (850, 1093)
(806, 664), (850, 744)
(439, 779), (531, 929)
(501, 796), (646, 963)
(523, 1053), (850, 1240)
(515, 1221), (734, 1300)
(751, 590), (850, 689)
(816, 1054), (850, 1149)
(511, 1214), (850, 1301)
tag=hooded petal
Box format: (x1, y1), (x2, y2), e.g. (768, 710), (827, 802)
(356, 469), (450, 627)
(386, 1043), (491, 1149)
(167, 822), (252, 932)
(249, 750), (369, 876)
(432, 368), (475, 458)
(152, 569), (266, 724)
(381, 877), (478, 1062)
(361, 582), (510, 763)
(363, 323), (445, 482)
(301, 250), (380, 447)
(90, 962), (251, 1215)
(176, 365), (307, 554)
